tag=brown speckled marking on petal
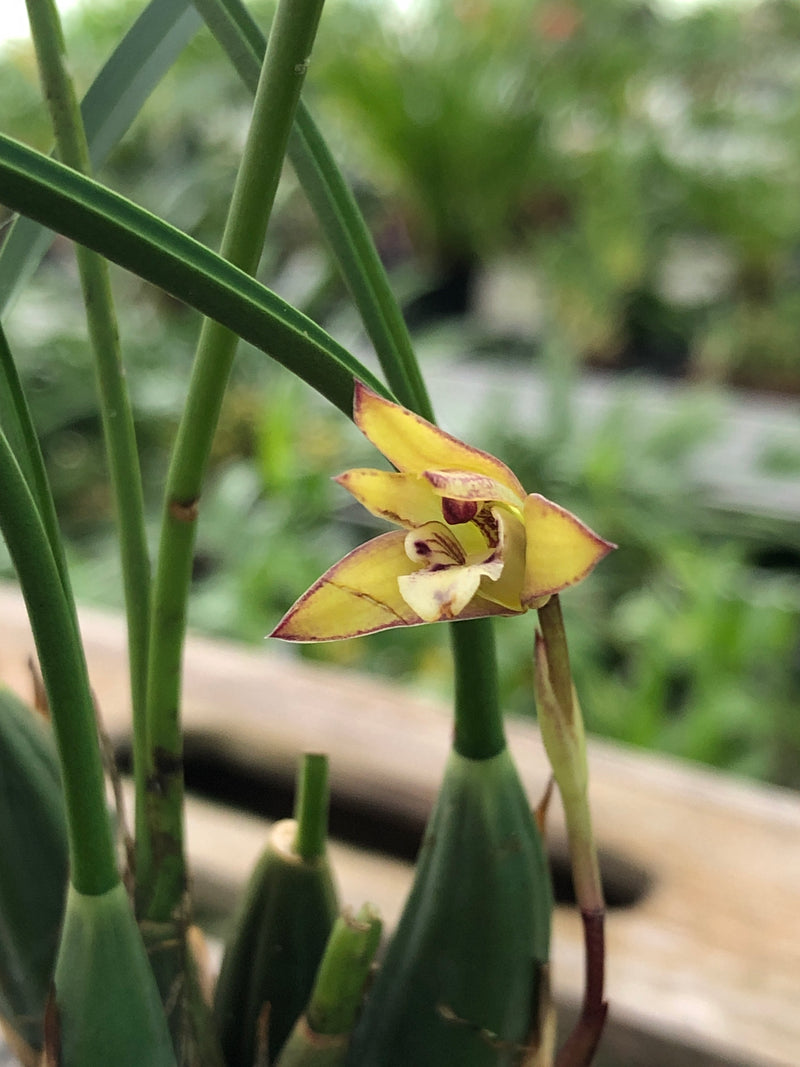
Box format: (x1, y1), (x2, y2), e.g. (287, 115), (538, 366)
(424, 468), (523, 507)
(269, 530), (421, 641)
(328, 580), (411, 626)
(473, 504), (500, 547)
(405, 522), (467, 566)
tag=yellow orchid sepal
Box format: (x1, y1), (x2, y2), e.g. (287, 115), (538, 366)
(271, 383), (615, 642)
(353, 382), (526, 498)
(521, 493), (615, 606)
(272, 530), (515, 641)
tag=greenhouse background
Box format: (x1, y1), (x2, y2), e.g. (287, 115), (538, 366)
(2, 0), (800, 789)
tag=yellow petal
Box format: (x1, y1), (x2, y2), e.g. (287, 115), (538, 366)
(354, 382), (526, 499)
(270, 531), (421, 641)
(522, 494), (615, 605)
(478, 507), (526, 611)
(335, 469), (441, 528)
(423, 469), (523, 508)
(397, 551), (507, 622)
(398, 566), (482, 622)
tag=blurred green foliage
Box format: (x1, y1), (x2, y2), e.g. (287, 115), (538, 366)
(311, 0), (800, 385)
(2, 0), (800, 787)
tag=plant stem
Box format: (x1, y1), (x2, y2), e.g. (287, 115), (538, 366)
(25, 0), (152, 854)
(290, 107), (435, 420)
(304, 904), (382, 1038)
(450, 618), (506, 760)
(136, 0), (327, 925)
(536, 596), (574, 725)
(274, 903), (382, 1067)
(293, 754), (330, 862)
(190, 0), (435, 421)
(0, 430), (118, 896)
(536, 597), (607, 1067)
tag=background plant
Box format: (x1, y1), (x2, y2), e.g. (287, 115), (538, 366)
(2, 0), (799, 775)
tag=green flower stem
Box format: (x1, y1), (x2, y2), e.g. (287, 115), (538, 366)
(192, 0), (434, 421)
(196, 0), (505, 763)
(537, 596), (576, 732)
(535, 597), (601, 910)
(293, 754), (330, 862)
(136, 0), (327, 925)
(535, 596), (606, 1067)
(450, 618), (506, 760)
(0, 430), (117, 896)
(25, 0), (152, 848)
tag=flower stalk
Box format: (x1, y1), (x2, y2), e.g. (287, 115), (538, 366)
(535, 596), (607, 1066)
(451, 618), (505, 760)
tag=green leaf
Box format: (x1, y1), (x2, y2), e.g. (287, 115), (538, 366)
(1, 0), (430, 416)
(0, 688), (67, 1054)
(0, 133), (387, 416)
(0, 322), (65, 587)
(0, 425), (118, 896)
(0, 0), (202, 316)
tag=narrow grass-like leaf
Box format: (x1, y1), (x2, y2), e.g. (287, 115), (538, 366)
(26, 0), (154, 891)
(0, 134), (387, 415)
(1, 0), (429, 413)
(193, 0), (434, 419)
(0, 688), (67, 1055)
(0, 428), (117, 896)
(0, 0), (202, 316)
(0, 322), (68, 594)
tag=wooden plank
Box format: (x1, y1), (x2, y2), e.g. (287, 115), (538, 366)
(1, 584), (797, 1065)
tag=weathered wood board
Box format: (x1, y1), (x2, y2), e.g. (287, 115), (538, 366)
(0, 585), (797, 1066)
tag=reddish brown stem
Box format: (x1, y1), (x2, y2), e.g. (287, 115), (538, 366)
(556, 907), (607, 1067)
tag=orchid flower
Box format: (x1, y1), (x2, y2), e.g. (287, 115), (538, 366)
(271, 383), (614, 641)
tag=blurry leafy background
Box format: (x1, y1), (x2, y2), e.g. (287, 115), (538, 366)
(2, 0), (800, 786)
